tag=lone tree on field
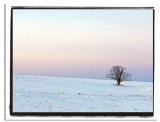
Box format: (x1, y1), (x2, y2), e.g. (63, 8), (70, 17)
(106, 65), (131, 86)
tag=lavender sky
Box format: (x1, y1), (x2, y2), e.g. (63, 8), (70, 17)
(13, 9), (153, 81)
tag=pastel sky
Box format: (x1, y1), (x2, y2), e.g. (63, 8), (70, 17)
(13, 9), (153, 81)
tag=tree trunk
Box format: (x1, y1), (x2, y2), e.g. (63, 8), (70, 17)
(117, 80), (120, 86)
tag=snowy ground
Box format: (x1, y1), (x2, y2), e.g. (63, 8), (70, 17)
(13, 74), (153, 112)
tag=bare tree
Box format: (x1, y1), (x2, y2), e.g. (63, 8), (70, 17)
(106, 65), (131, 86)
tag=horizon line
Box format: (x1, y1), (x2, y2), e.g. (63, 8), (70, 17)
(13, 74), (153, 82)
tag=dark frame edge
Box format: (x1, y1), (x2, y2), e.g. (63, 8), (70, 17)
(10, 7), (13, 116)
(10, 112), (153, 117)
(153, 8), (155, 116)
(11, 6), (154, 9)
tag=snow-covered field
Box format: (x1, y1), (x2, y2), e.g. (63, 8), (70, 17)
(13, 74), (153, 112)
